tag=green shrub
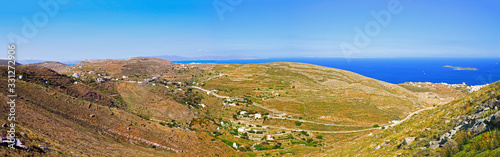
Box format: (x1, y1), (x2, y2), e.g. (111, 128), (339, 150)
(464, 150), (477, 157)
(482, 109), (496, 118)
(476, 150), (490, 157)
(454, 130), (472, 146)
(448, 130), (500, 156)
(300, 131), (307, 136)
(453, 150), (466, 156)
(490, 147), (500, 156)
(295, 121), (302, 126)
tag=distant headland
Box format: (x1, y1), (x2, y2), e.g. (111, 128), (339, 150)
(443, 65), (478, 71)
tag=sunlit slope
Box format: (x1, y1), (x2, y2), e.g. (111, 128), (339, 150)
(0, 66), (236, 156)
(203, 62), (429, 125)
(115, 82), (196, 123)
(72, 57), (173, 77)
(27, 61), (72, 73)
(327, 80), (500, 157)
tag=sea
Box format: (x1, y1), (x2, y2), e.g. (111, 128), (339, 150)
(172, 58), (500, 85)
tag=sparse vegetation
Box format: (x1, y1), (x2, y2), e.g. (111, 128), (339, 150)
(4, 59), (495, 157)
(295, 121), (302, 126)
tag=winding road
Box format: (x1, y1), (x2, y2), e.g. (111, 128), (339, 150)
(191, 86), (436, 133)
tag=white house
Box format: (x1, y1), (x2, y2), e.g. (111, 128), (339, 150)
(72, 73), (80, 78)
(266, 135), (274, 141)
(237, 127), (246, 132)
(239, 111), (247, 115)
(254, 113), (262, 119)
(199, 104), (205, 108)
(96, 78), (105, 83)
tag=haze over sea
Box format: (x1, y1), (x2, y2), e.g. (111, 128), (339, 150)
(173, 58), (500, 85)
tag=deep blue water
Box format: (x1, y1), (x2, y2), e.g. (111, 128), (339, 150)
(173, 58), (500, 85)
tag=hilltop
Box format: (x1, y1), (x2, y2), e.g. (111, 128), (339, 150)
(151, 55), (262, 61)
(0, 59), (21, 65)
(27, 61), (72, 73)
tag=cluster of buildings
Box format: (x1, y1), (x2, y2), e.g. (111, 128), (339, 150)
(467, 84), (489, 93)
(238, 111), (262, 119)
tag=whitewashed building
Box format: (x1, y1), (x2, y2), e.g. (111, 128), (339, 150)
(254, 113), (262, 119)
(239, 111), (247, 115)
(266, 135), (274, 140)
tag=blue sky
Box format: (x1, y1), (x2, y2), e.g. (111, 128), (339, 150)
(1, 0), (499, 61)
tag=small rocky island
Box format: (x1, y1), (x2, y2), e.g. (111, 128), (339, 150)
(443, 65), (478, 71)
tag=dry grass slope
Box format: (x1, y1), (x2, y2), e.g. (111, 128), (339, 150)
(203, 62), (430, 125)
(327, 80), (500, 157)
(0, 66), (237, 156)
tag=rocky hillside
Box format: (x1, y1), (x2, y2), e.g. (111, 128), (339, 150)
(399, 82), (470, 105)
(0, 66), (236, 156)
(71, 57), (174, 77)
(328, 80), (500, 156)
(27, 61), (72, 73)
(2, 57), (487, 156)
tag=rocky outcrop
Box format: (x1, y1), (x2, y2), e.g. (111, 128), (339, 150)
(432, 98), (500, 148)
(373, 142), (387, 150)
(402, 137), (415, 145)
(429, 141), (440, 149)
